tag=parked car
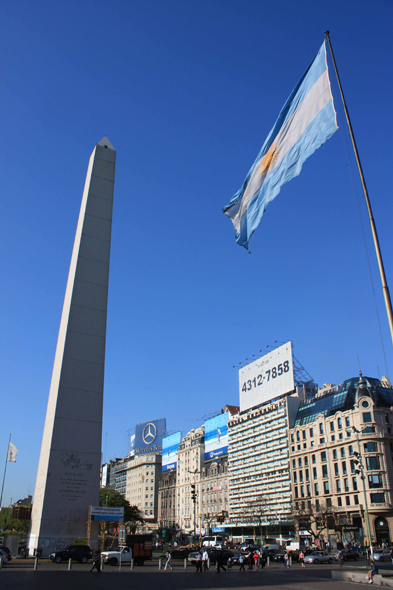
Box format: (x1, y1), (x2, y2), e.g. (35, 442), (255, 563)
(50, 545), (92, 563)
(304, 551), (333, 564)
(0, 549), (8, 564)
(339, 549), (360, 562)
(101, 546), (133, 566)
(272, 551), (300, 562)
(373, 549), (391, 562)
(240, 544), (261, 553)
(0, 546), (12, 561)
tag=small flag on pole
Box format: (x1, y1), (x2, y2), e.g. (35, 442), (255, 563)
(223, 41), (338, 251)
(7, 442), (18, 462)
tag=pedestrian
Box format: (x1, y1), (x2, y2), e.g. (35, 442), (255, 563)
(326, 541), (330, 552)
(164, 551), (173, 571)
(196, 552), (203, 573)
(253, 550), (259, 570)
(216, 551), (226, 573)
(246, 550), (253, 570)
(337, 549), (343, 566)
(202, 548), (209, 571)
(239, 554), (245, 571)
(367, 560), (378, 584)
(299, 550), (305, 568)
(90, 551), (101, 574)
(283, 552), (290, 568)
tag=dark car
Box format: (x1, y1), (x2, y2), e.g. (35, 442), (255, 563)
(340, 549), (360, 562)
(0, 546), (12, 561)
(240, 544), (261, 553)
(50, 545), (92, 563)
(273, 550), (299, 562)
(188, 548), (234, 566)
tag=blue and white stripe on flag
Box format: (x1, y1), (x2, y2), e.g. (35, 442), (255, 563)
(223, 41), (338, 251)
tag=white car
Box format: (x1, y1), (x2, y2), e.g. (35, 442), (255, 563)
(373, 549), (391, 562)
(304, 551), (333, 564)
(101, 546), (133, 566)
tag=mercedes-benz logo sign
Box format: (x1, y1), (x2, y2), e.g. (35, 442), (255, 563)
(142, 423), (157, 445)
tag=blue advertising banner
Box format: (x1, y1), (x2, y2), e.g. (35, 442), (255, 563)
(204, 413), (228, 461)
(162, 431), (181, 471)
(134, 418), (166, 455)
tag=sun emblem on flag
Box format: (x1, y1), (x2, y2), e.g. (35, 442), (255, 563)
(259, 142), (279, 176)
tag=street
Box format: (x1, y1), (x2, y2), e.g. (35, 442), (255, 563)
(1, 557), (391, 590)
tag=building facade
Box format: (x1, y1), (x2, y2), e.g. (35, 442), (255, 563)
(228, 391), (304, 543)
(125, 453), (161, 528)
(176, 426), (205, 535)
(289, 374), (393, 549)
(157, 469), (177, 537)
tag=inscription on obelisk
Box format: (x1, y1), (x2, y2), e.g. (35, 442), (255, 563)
(28, 137), (116, 555)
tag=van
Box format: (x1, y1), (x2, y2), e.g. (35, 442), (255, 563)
(262, 544), (279, 551)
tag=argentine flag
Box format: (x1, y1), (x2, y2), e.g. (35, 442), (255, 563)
(223, 41), (338, 251)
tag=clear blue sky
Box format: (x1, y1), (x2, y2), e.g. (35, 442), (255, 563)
(1, 0), (392, 506)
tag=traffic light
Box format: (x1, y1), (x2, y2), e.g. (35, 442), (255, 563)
(353, 452), (361, 475)
(191, 484), (197, 503)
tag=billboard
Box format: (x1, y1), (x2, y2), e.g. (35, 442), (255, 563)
(134, 418), (166, 455)
(101, 464), (108, 487)
(90, 506), (124, 521)
(239, 341), (294, 412)
(162, 431), (181, 472)
(130, 434), (135, 456)
(204, 413), (228, 461)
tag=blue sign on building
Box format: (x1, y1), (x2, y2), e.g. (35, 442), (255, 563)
(162, 431), (181, 471)
(212, 526), (225, 533)
(204, 413), (228, 461)
(134, 418), (166, 455)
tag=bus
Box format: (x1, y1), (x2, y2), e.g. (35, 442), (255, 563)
(202, 535), (224, 547)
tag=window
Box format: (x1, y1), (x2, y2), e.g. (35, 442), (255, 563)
(291, 434), (295, 443)
(305, 469), (309, 481)
(307, 484), (311, 496)
(319, 423), (324, 435)
(293, 459), (296, 468)
(322, 464), (328, 478)
(336, 480), (341, 492)
(333, 449), (338, 460)
(370, 493), (385, 503)
(316, 499), (320, 510)
(362, 412), (372, 423)
(352, 477), (358, 491)
(342, 461), (347, 475)
(324, 481), (330, 494)
(350, 459), (356, 474)
(315, 483), (319, 496)
(364, 442), (377, 453)
(341, 447), (346, 458)
(363, 426), (376, 433)
(345, 417), (350, 427)
(337, 497), (342, 506)
(331, 435), (335, 441)
(313, 466), (317, 479)
(305, 456), (309, 466)
(301, 485), (304, 498)
(310, 428), (314, 437)
(312, 454), (316, 464)
(297, 431), (301, 442)
(303, 431), (307, 440)
(368, 474), (383, 488)
(330, 422), (335, 432)
(293, 472), (297, 483)
(366, 456), (380, 470)
(334, 463), (339, 476)
(321, 451), (327, 462)
(326, 498), (332, 507)
(339, 433), (343, 440)
(300, 471), (303, 483)
(345, 496), (350, 506)
(344, 478), (349, 492)
(338, 417), (342, 429)
(349, 445), (353, 456)
(354, 494), (359, 505)
(294, 487), (298, 498)
(320, 437), (325, 444)
(299, 458), (303, 467)
(303, 442), (307, 449)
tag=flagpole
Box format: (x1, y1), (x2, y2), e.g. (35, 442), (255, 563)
(0, 434), (11, 509)
(325, 30), (393, 350)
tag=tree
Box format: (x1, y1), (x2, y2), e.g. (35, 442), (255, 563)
(238, 496), (269, 543)
(0, 508), (11, 533)
(99, 487), (143, 532)
(293, 501), (337, 543)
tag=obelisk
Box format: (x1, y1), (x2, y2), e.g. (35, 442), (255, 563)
(28, 137), (116, 556)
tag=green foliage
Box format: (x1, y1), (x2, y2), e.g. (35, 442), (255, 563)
(99, 487), (143, 524)
(0, 508), (11, 532)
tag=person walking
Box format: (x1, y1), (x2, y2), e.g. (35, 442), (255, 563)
(337, 549), (343, 566)
(196, 552), (203, 573)
(202, 548), (209, 571)
(90, 551), (101, 574)
(164, 551), (173, 571)
(299, 550), (305, 568)
(283, 552), (290, 568)
(239, 554), (245, 571)
(216, 551), (226, 573)
(253, 550), (259, 570)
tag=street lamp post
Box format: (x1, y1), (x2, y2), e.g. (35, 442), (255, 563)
(188, 469), (199, 544)
(346, 425), (374, 560)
